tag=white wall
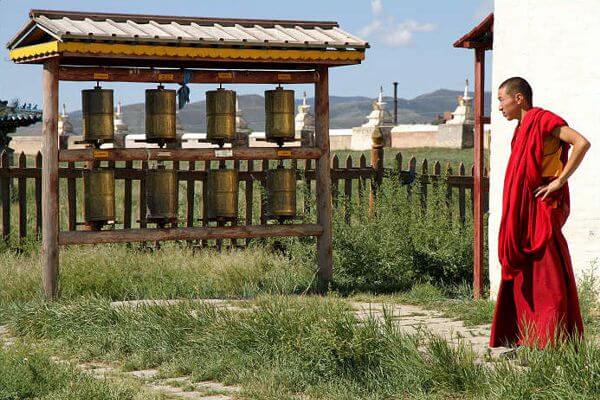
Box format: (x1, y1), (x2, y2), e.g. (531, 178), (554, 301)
(490, 0), (600, 299)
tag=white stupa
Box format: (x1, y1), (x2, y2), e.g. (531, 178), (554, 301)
(362, 86), (393, 127)
(112, 101), (129, 147)
(234, 96), (250, 147)
(113, 101), (129, 133)
(235, 97), (249, 132)
(447, 79), (474, 125)
(295, 91), (314, 134)
(58, 103), (73, 136)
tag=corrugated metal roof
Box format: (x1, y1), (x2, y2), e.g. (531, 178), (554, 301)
(8, 9), (369, 51)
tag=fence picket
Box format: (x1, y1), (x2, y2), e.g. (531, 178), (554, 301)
(344, 155), (353, 224)
(1, 151), (10, 242)
(18, 152), (27, 240)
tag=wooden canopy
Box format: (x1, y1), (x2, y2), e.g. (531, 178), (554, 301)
(454, 13), (493, 50)
(7, 9), (368, 69)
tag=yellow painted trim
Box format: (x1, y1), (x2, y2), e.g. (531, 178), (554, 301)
(9, 41), (59, 61)
(10, 40), (365, 63)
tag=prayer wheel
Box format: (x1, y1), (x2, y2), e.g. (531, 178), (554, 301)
(82, 85), (114, 143)
(206, 169), (238, 220)
(266, 166), (296, 219)
(145, 85), (177, 143)
(83, 169), (115, 227)
(265, 87), (295, 145)
(206, 88), (236, 145)
(146, 166), (178, 222)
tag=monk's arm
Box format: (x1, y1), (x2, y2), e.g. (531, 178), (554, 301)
(534, 126), (591, 200)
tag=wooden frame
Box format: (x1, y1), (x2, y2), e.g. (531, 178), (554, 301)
(35, 62), (336, 299)
(30, 58), (343, 300)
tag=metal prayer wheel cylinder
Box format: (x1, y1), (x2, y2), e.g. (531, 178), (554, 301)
(265, 87), (295, 144)
(82, 86), (114, 142)
(266, 166), (297, 219)
(206, 88), (236, 144)
(83, 169), (115, 225)
(206, 169), (238, 220)
(146, 167), (178, 222)
(145, 85), (177, 142)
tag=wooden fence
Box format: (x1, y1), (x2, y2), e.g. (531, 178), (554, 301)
(0, 149), (489, 246)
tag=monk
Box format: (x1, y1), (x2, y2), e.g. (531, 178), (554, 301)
(489, 77), (591, 350)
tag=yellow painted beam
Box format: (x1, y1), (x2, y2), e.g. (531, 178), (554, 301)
(9, 41), (60, 61)
(10, 40), (365, 63)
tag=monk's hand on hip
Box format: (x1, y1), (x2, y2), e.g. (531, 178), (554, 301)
(534, 179), (564, 200)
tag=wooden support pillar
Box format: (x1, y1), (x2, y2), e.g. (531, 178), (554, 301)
(42, 57), (60, 299)
(473, 48), (485, 299)
(315, 66), (332, 294)
(369, 127), (384, 215)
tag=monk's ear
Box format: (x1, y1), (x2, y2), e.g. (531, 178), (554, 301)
(514, 92), (525, 106)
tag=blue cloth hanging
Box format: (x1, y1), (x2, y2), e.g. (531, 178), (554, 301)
(177, 69), (192, 110)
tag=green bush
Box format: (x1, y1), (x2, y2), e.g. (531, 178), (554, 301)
(330, 175), (479, 294)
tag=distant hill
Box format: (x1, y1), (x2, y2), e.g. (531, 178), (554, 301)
(14, 89), (492, 135)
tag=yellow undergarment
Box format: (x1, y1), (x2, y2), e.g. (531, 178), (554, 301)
(541, 136), (564, 208)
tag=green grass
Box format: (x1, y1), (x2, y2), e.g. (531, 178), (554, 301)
(0, 244), (314, 309)
(3, 295), (600, 400)
(2, 151), (596, 399)
(0, 343), (162, 399)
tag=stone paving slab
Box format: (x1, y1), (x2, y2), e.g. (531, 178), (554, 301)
(348, 301), (509, 358)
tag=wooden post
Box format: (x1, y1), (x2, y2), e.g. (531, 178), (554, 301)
(331, 155), (339, 209)
(358, 154), (367, 206)
(369, 127), (384, 215)
(304, 159), (312, 215)
(245, 160), (254, 246)
(458, 163), (466, 225)
(315, 66), (332, 294)
(420, 159), (428, 213)
(42, 58), (60, 299)
(1, 151), (10, 243)
(445, 163), (453, 221)
(473, 48), (485, 299)
(344, 155), (353, 224)
(187, 160), (196, 245)
(260, 159), (268, 225)
(35, 151), (42, 237)
(123, 160), (133, 229)
(67, 161), (77, 231)
(18, 152), (27, 241)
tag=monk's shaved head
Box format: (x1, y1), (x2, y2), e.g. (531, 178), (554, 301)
(499, 77), (533, 106)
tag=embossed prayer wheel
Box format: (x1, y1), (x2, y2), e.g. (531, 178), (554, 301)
(206, 169), (238, 220)
(145, 85), (177, 143)
(82, 85), (114, 143)
(83, 169), (115, 227)
(265, 87), (295, 145)
(266, 166), (296, 219)
(146, 166), (178, 222)
(206, 88), (236, 145)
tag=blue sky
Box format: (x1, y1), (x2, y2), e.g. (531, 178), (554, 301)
(0, 0), (493, 111)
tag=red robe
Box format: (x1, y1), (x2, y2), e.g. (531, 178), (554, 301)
(489, 107), (584, 348)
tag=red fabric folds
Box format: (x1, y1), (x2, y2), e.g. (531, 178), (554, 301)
(490, 107), (583, 348)
(498, 107), (570, 280)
